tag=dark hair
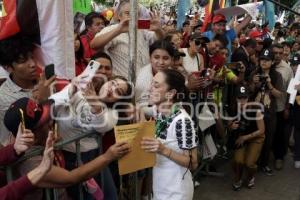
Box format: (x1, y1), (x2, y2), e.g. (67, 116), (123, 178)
(263, 38), (273, 50)
(0, 34), (35, 66)
(164, 31), (181, 43)
(160, 69), (189, 103)
(271, 43), (284, 50)
(75, 33), (84, 61)
(116, 0), (130, 15)
(85, 12), (106, 27)
(149, 40), (175, 58)
(281, 41), (292, 48)
(91, 51), (113, 67)
(213, 34), (228, 48)
(244, 39), (257, 48)
(109, 76), (133, 103)
(182, 21), (190, 27)
(290, 23), (300, 31)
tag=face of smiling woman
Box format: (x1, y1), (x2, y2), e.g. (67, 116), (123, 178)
(98, 78), (129, 103)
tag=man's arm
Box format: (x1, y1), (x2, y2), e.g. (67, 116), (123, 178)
(234, 15), (252, 35)
(90, 17), (130, 50)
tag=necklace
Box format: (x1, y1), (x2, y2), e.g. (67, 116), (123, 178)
(155, 105), (181, 139)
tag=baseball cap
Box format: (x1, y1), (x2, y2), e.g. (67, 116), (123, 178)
(236, 86), (249, 99)
(190, 32), (210, 43)
(4, 97), (53, 136)
(249, 30), (263, 40)
(290, 54), (300, 66)
(212, 14), (227, 24)
(260, 49), (274, 61)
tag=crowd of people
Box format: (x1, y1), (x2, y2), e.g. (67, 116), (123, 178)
(0, 0), (300, 199)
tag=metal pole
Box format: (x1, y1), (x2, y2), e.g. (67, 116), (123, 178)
(266, 0), (300, 16)
(129, 1), (139, 200)
(128, 0), (138, 85)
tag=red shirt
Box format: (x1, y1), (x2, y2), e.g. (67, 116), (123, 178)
(0, 145), (35, 200)
(80, 31), (96, 60)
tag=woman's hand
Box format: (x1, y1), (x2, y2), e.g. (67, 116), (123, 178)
(229, 120), (239, 130)
(235, 135), (247, 147)
(27, 131), (54, 185)
(141, 137), (165, 154)
(14, 123), (35, 155)
(252, 75), (260, 84)
(149, 11), (161, 32)
(104, 142), (130, 161)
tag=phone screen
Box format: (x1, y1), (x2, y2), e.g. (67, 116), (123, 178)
(45, 64), (55, 80)
(138, 19), (150, 29)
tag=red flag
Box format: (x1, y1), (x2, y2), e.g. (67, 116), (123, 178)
(201, 0), (226, 32)
(0, 0), (20, 40)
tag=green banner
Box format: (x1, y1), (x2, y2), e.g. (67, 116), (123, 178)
(73, 0), (92, 14)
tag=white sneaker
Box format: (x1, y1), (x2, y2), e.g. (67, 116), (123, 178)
(295, 161), (300, 169)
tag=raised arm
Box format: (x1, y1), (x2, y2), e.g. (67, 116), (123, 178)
(234, 15), (252, 35)
(37, 142), (129, 188)
(90, 17), (130, 50)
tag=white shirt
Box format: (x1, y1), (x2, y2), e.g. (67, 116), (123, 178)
(275, 60), (294, 111)
(53, 90), (118, 153)
(181, 48), (204, 75)
(153, 109), (198, 200)
(95, 24), (156, 78)
(135, 64), (153, 105)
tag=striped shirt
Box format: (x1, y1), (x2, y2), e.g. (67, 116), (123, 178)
(0, 77), (32, 146)
(95, 24), (156, 78)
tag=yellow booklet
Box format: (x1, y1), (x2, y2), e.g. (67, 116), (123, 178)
(114, 121), (156, 175)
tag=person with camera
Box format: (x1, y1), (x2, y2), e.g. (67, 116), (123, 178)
(228, 86), (265, 191)
(249, 49), (284, 176)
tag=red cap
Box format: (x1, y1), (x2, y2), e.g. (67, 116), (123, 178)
(249, 30), (263, 39)
(212, 14), (227, 24)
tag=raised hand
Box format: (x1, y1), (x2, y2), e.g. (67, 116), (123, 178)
(14, 123), (35, 155)
(149, 11), (161, 32)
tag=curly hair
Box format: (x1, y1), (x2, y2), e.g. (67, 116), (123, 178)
(0, 34), (35, 66)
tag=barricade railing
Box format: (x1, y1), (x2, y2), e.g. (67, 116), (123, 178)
(0, 131), (144, 200)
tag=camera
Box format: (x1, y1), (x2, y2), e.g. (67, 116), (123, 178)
(257, 74), (268, 83)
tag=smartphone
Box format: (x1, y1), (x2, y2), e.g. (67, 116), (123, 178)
(45, 64), (55, 80)
(138, 19), (150, 29)
(79, 60), (101, 89)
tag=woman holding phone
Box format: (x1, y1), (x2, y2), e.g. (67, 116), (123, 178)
(141, 69), (198, 200)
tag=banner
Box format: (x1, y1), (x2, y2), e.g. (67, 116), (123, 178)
(0, 0), (75, 79)
(73, 0), (92, 15)
(214, 1), (263, 20)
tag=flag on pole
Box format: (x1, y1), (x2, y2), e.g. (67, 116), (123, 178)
(0, 0), (75, 79)
(264, 0), (275, 30)
(177, 0), (193, 30)
(201, 0), (225, 32)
